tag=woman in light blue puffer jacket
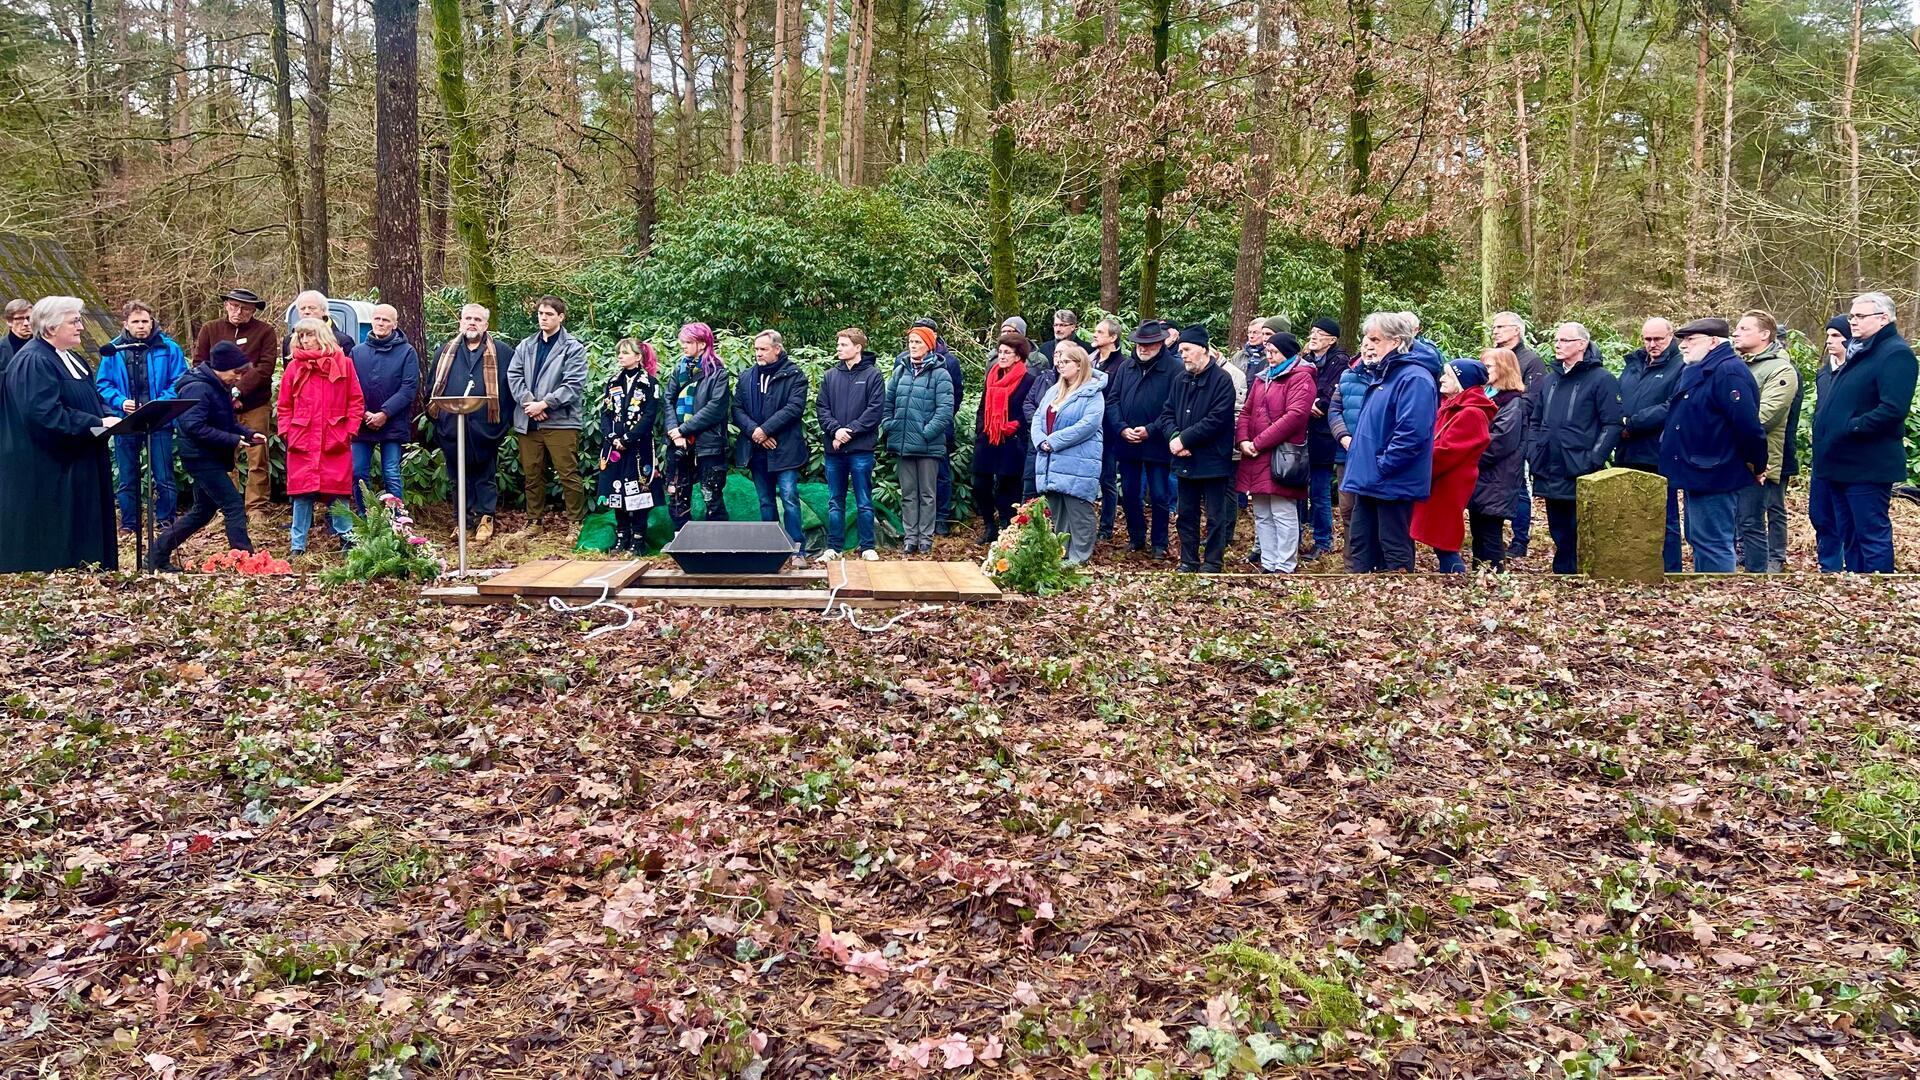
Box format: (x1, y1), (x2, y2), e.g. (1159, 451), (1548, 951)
(1031, 341), (1107, 565)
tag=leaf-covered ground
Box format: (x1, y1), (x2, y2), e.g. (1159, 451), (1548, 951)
(6, 503), (1920, 1079)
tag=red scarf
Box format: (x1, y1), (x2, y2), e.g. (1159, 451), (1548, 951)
(982, 360), (1027, 445)
(292, 344), (350, 381)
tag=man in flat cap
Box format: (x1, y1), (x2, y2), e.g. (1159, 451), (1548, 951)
(1660, 317), (1765, 573)
(192, 288), (280, 532)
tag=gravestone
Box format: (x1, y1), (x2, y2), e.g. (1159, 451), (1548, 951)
(1576, 467), (1668, 583)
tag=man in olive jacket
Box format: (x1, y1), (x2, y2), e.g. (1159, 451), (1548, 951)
(1730, 310), (1801, 573)
(506, 295), (590, 525)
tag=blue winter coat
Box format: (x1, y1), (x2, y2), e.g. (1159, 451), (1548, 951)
(1326, 357), (1376, 466)
(1615, 341), (1681, 470)
(1813, 326), (1918, 486)
(1660, 341), (1766, 494)
(1340, 340), (1442, 501)
(883, 354), (955, 458)
(1032, 370), (1108, 502)
(731, 352), (810, 472)
(95, 332), (187, 411)
(170, 365), (257, 465)
(1104, 348), (1176, 463)
(348, 329), (420, 442)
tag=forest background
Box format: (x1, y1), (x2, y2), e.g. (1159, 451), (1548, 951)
(3, 0), (1917, 397)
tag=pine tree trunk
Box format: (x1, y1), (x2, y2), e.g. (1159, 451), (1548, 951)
(372, 0), (424, 349)
(985, 0), (1019, 322)
(1684, 9), (1709, 305)
(1098, 1), (1120, 314)
(785, 0), (804, 162)
(427, 143), (449, 284)
(1139, 0), (1171, 319)
(678, 7), (697, 186)
(634, 0), (657, 251)
(171, 0), (189, 160)
(1714, 16), (1736, 279)
(851, 0), (876, 183)
(771, 0), (787, 165)
(1339, 0), (1375, 348)
(814, 0), (839, 173)
(302, 0), (333, 292)
(1228, 0), (1278, 349)
(1513, 65), (1534, 304)
(1842, 0), (1862, 290)
(728, 0), (748, 171)
(269, 0), (311, 285)
(430, 0), (495, 310)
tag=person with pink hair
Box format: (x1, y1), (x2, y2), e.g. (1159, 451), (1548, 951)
(662, 322), (733, 529)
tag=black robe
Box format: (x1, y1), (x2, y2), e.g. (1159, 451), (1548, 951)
(0, 337), (118, 572)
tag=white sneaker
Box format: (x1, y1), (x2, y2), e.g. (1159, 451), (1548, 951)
(860, 548), (879, 561)
(821, 549), (840, 561)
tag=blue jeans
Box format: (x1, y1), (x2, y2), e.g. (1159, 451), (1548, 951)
(1808, 475), (1846, 572)
(1511, 467), (1533, 547)
(823, 452), (876, 552)
(1682, 489), (1738, 573)
(351, 441), (406, 512)
(114, 429), (176, 528)
(1434, 548), (1464, 574)
(751, 460), (805, 549)
(1827, 479), (1894, 572)
(1736, 480), (1784, 572)
(1116, 457), (1173, 550)
(1306, 463), (1336, 552)
(291, 495), (351, 552)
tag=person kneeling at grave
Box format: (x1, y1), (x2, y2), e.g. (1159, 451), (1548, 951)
(146, 342), (268, 571)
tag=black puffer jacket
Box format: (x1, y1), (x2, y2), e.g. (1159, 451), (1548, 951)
(1614, 341), (1681, 471)
(1525, 345), (1622, 501)
(171, 365), (257, 465)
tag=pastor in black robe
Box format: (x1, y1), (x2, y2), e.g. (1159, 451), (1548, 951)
(0, 337), (118, 572)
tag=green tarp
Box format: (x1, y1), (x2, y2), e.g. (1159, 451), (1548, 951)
(578, 474), (902, 554)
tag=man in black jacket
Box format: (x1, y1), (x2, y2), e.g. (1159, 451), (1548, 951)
(1153, 324), (1239, 572)
(426, 303), (516, 542)
(1526, 322), (1622, 575)
(817, 328), (885, 560)
(1813, 292), (1918, 572)
(734, 330), (812, 559)
(1616, 317), (1682, 572)
(1109, 321), (1178, 557)
(146, 342), (269, 571)
(0, 300), (30, 374)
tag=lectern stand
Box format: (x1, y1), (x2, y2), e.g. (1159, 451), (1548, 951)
(428, 395), (488, 578)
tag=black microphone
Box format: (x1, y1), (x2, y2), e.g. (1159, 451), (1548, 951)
(99, 340), (150, 358)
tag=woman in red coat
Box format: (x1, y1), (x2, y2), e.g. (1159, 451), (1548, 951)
(1234, 333), (1318, 573)
(279, 318), (365, 554)
(1411, 358), (1495, 573)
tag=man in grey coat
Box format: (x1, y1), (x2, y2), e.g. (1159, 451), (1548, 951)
(506, 295), (590, 526)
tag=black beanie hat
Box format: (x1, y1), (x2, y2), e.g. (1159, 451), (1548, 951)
(1827, 315), (1852, 342)
(207, 340), (250, 372)
(1273, 332), (1302, 358)
(1176, 324), (1210, 350)
(1311, 316), (1341, 339)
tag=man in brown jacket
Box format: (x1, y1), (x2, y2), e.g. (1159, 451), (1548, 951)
(192, 288), (279, 531)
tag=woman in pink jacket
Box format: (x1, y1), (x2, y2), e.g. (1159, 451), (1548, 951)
(278, 318), (365, 554)
(1234, 333), (1317, 573)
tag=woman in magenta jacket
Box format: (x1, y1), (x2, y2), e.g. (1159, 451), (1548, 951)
(1234, 333), (1317, 573)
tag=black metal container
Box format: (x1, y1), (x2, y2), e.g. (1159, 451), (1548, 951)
(661, 521), (795, 574)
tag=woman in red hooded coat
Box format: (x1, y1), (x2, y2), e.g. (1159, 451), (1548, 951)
(278, 317), (365, 554)
(1411, 358), (1495, 573)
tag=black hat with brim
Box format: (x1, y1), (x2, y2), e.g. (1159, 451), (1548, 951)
(1128, 320), (1167, 345)
(219, 288), (265, 309)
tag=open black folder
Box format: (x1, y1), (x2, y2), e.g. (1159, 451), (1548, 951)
(90, 398), (196, 439)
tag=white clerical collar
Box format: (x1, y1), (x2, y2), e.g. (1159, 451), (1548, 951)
(56, 348), (87, 380)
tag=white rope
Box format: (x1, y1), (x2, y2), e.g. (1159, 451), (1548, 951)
(819, 556), (939, 633)
(546, 558), (645, 639)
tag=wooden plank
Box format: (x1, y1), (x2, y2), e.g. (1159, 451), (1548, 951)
(864, 561), (919, 600)
(425, 584), (903, 610)
(475, 558), (568, 594)
(938, 561), (1001, 600)
(638, 567), (827, 589)
(824, 559), (873, 597)
(904, 560), (960, 600)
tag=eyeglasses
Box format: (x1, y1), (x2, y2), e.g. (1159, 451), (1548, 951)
(1554, 337), (1584, 344)
(1847, 311), (1884, 321)
(1642, 335), (1669, 342)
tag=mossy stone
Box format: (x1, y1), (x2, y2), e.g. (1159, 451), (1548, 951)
(1576, 467), (1667, 583)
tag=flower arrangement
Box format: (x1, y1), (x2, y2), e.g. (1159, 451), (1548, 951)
(198, 549), (293, 575)
(981, 498), (1086, 596)
(320, 488), (443, 585)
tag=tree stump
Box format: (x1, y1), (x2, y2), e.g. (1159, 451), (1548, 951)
(1577, 467), (1668, 583)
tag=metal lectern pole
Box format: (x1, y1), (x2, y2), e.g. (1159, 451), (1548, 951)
(454, 412), (469, 578)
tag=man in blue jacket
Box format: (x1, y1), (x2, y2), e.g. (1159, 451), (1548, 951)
(1616, 317), (1682, 571)
(1108, 320), (1177, 558)
(1813, 292), (1918, 572)
(1342, 311), (1440, 573)
(347, 303), (420, 511)
(1152, 324), (1239, 572)
(97, 301), (189, 531)
(1661, 318), (1765, 573)
(735, 330), (812, 559)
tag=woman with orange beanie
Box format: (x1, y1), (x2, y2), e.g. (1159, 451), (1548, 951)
(882, 326), (955, 553)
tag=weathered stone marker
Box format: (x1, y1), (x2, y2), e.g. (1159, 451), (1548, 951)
(1576, 467), (1667, 583)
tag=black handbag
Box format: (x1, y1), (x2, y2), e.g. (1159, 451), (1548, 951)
(1268, 441), (1310, 487)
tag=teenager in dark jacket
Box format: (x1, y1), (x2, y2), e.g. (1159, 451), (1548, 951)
(663, 322), (733, 529)
(147, 343), (268, 571)
(97, 301), (188, 531)
(1152, 324), (1238, 572)
(1343, 314), (1441, 573)
(1302, 317), (1347, 557)
(974, 333), (1036, 544)
(1663, 318), (1765, 573)
(347, 304), (419, 511)
(734, 330), (811, 556)
(817, 328), (886, 559)
(596, 339), (661, 553)
(1812, 293), (1918, 572)
(1526, 324), (1622, 574)
(1467, 349), (1531, 571)
(1616, 318), (1683, 571)
(1108, 321), (1177, 557)
(1808, 316), (1850, 572)
(425, 303), (515, 542)
(0, 299), (31, 374)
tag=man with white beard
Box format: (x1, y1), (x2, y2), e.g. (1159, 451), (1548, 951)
(425, 303), (516, 541)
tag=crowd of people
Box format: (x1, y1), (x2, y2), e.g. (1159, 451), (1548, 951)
(0, 285), (1913, 578)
